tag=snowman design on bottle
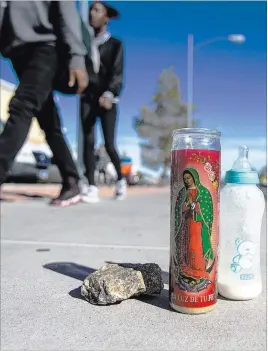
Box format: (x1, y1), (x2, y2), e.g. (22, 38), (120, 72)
(231, 238), (256, 276)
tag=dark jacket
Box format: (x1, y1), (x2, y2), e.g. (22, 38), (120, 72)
(99, 37), (123, 97)
(83, 36), (124, 99)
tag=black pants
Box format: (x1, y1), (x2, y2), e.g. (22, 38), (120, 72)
(80, 98), (122, 186)
(0, 44), (79, 185)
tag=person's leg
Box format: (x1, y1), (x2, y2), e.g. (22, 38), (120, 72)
(37, 94), (81, 206)
(81, 98), (97, 185)
(0, 44), (57, 185)
(80, 98), (99, 203)
(100, 105), (127, 200)
(99, 105), (122, 180)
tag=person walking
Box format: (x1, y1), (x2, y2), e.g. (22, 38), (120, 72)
(80, 1), (126, 203)
(0, 1), (89, 207)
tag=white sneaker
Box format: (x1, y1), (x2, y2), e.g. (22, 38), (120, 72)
(115, 178), (127, 200)
(82, 185), (100, 204)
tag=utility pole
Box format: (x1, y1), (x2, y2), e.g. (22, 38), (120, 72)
(187, 34), (194, 128)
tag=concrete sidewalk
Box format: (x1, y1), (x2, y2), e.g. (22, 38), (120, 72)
(1, 188), (267, 350)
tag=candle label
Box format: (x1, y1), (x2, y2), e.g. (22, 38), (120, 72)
(170, 149), (220, 311)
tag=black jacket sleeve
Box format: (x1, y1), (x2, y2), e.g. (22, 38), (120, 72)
(107, 40), (123, 97)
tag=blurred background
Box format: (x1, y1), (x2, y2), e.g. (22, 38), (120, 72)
(0, 1), (266, 188)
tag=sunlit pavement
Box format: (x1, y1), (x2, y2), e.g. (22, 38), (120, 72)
(1, 183), (168, 202)
(1, 186), (266, 350)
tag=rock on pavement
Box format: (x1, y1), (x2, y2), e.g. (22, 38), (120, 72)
(81, 263), (163, 305)
(117, 262), (164, 295)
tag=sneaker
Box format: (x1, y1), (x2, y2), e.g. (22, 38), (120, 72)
(50, 183), (81, 207)
(82, 185), (100, 204)
(115, 178), (127, 200)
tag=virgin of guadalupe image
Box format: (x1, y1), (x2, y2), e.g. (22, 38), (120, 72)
(173, 168), (215, 292)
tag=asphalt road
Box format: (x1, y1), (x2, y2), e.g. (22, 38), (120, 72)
(1, 191), (266, 350)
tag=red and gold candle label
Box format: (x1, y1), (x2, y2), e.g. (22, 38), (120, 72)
(170, 149), (220, 313)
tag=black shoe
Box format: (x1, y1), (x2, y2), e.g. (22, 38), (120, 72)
(50, 182), (81, 207)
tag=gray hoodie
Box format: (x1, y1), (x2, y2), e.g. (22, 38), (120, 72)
(0, 1), (87, 69)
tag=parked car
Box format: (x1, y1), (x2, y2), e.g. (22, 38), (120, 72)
(7, 151), (144, 186)
(6, 151), (51, 183)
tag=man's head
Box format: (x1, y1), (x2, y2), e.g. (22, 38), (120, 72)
(89, 1), (119, 29)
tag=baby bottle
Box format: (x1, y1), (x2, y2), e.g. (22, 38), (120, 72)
(218, 145), (265, 300)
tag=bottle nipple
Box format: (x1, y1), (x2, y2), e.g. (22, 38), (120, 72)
(232, 145), (252, 171)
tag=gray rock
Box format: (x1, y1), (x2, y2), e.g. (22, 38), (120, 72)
(81, 263), (164, 305)
(81, 264), (146, 305)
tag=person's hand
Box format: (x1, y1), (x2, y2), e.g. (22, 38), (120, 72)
(69, 68), (89, 94)
(99, 95), (113, 110)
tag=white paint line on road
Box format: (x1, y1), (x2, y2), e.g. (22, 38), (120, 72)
(1, 239), (169, 251)
(2, 239), (266, 255)
(2, 239), (266, 252)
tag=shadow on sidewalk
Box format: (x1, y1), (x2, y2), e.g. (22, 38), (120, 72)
(43, 261), (172, 311)
(44, 262), (95, 281)
(0, 197), (14, 202)
(3, 191), (48, 199)
(44, 262), (96, 301)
